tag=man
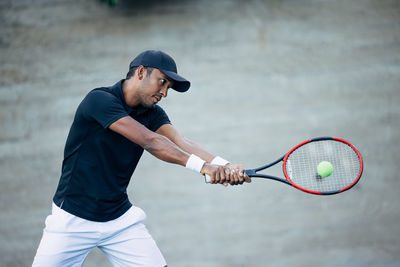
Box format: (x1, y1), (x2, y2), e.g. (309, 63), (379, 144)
(32, 50), (251, 267)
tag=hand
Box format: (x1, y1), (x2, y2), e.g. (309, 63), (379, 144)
(225, 164), (252, 185)
(201, 163), (230, 185)
(201, 163), (251, 186)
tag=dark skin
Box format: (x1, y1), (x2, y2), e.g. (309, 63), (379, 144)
(109, 65), (251, 185)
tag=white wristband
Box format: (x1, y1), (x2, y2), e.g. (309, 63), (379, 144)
(185, 154), (206, 173)
(211, 156), (230, 166)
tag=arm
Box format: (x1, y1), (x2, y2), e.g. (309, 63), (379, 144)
(156, 124), (216, 163)
(109, 116), (230, 183)
(156, 124), (251, 185)
(109, 116), (189, 166)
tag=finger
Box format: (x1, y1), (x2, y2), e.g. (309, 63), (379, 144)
(219, 166), (227, 184)
(229, 175), (235, 185)
(213, 168), (219, 184)
(235, 169), (243, 184)
(224, 167), (232, 184)
(236, 169), (242, 185)
(228, 168), (236, 185)
(210, 173), (215, 184)
(237, 169), (249, 183)
(216, 166), (225, 184)
(245, 173), (252, 183)
(225, 166), (231, 183)
(230, 169), (238, 185)
(238, 169), (245, 184)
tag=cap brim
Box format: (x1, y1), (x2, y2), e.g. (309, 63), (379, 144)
(161, 70), (191, 92)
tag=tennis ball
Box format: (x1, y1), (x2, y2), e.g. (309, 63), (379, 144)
(317, 161), (333, 177)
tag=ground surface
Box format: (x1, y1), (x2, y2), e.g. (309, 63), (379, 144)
(0, 0), (399, 266)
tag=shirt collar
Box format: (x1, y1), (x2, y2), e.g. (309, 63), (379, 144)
(110, 79), (151, 116)
(109, 79), (132, 114)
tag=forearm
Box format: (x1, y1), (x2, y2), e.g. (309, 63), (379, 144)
(109, 116), (189, 166)
(177, 137), (216, 163)
(108, 117), (250, 184)
(153, 124), (251, 184)
(156, 124), (224, 163)
(144, 134), (190, 166)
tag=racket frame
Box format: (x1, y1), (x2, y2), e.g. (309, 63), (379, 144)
(245, 137), (364, 195)
(245, 156), (291, 185)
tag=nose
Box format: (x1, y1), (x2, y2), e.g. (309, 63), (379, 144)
(160, 86), (168, 98)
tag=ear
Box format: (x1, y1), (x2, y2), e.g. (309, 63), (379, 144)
(136, 65), (146, 80)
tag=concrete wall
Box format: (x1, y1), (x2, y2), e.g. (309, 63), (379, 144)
(1, 0), (399, 266)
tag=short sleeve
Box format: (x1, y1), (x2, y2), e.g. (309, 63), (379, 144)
(79, 89), (129, 128)
(148, 105), (171, 132)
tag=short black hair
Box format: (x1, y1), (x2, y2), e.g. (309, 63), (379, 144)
(126, 66), (154, 79)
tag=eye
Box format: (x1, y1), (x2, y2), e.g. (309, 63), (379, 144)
(160, 79), (166, 85)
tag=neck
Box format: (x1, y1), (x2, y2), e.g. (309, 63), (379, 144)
(122, 78), (141, 108)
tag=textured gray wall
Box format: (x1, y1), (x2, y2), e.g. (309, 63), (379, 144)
(1, 0), (399, 266)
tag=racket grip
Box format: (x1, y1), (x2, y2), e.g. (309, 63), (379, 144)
(205, 170), (251, 184)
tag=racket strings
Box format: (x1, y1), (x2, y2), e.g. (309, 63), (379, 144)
(285, 140), (361, 193)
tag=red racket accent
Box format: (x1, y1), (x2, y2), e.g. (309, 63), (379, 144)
(333, 137), (364, 193)
(206, 136), (363, 195)
(282, 139), (322, 195)
(282, 137), (363, 195)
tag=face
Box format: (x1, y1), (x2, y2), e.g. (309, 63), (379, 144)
(136, 67), (174, 108)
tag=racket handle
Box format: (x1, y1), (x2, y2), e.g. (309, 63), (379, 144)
(204, 170), (251, 184)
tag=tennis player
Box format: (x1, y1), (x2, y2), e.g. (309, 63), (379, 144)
(32, 50), (251, 267)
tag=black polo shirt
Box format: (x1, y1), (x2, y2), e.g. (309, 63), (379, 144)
(53, 80), (171, 222)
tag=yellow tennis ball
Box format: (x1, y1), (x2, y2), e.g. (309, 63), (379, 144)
(317, 161), (333, 177)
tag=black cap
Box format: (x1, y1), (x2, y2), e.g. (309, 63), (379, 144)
(129, 50), (191, 92)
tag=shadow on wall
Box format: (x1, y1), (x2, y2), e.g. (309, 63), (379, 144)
(98, 0), (190, 8)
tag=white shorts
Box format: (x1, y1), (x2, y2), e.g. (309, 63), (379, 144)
(32, 203), (166, 267)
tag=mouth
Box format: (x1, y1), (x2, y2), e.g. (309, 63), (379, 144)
(153, 95), (162, 103)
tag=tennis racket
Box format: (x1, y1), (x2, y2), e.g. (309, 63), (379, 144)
(206, 137), (363, 195)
